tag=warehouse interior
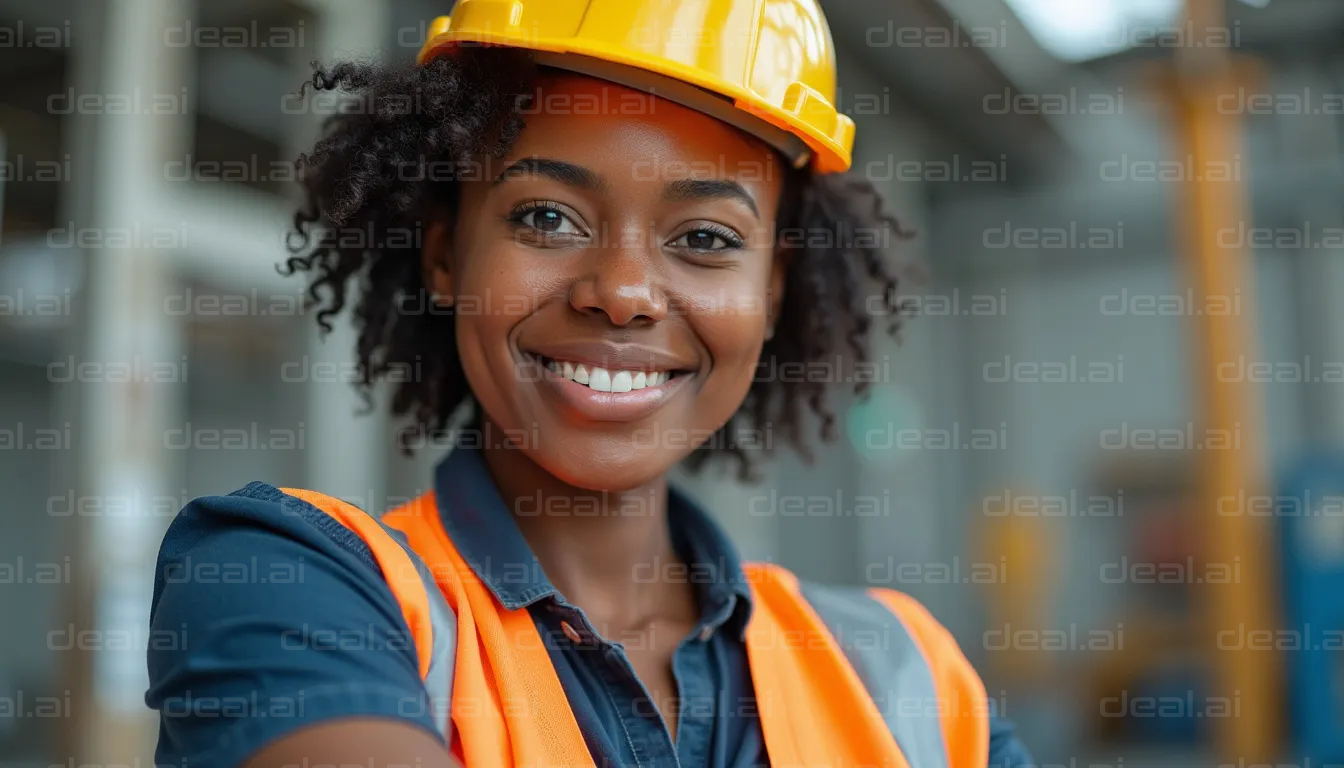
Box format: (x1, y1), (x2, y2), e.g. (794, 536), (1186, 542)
(3, 0), (1344, 764)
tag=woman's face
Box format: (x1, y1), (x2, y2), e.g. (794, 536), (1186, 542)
(426, 73), (786, 491)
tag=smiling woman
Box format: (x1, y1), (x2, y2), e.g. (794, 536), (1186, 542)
(144, 3), (1034, 768)
(287, 49), (905, 484)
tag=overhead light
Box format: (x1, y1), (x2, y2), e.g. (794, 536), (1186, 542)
(1002, 0), (1184, 62)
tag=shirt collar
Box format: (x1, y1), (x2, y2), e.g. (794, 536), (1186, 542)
(432, 445), (754, 639)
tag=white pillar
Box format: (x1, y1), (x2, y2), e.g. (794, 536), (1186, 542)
(300, 0), (392, 510)
(76, 0), (190, 759)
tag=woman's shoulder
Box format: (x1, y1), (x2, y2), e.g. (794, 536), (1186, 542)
(748, 564), (962, 652)
(155, 482), (385, 589)
(769, 573), (1034, 767)
(150, 482), (412, 640)
(146, 483), (446, 764)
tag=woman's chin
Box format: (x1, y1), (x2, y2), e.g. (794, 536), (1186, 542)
(539, 445), (682, 494)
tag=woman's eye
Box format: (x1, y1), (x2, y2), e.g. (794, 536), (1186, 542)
(520, 208), (582, 235)
(673, 229), (740, 251)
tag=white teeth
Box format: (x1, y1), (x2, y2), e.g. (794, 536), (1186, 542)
(541, 357), (675, 393)
(589, 367), (613, 392)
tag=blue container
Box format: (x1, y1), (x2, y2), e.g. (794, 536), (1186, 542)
(1278, 453), (1344, 761)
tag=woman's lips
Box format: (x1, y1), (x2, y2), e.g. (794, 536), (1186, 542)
(534, 358), (692, 423)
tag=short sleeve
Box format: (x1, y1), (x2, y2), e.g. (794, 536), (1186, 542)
(145, 483), (445, 768)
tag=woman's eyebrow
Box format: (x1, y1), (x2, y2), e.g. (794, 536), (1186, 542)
(493, 157), (606, 191)
(663, 178), (760, 219)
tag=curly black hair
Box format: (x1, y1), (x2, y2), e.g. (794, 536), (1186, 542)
(282, 46), (911, 481)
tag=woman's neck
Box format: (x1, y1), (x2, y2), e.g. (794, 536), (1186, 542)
(478, 426), (692, 628)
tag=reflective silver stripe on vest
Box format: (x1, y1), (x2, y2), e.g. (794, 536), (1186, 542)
(372, 514), (457, 746)
(799, 582), (949, 768)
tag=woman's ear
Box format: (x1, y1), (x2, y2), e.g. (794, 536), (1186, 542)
(766, 249), (790, 341)
(422, 218), (456, 308)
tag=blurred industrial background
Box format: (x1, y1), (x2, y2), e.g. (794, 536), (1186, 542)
(3, 0), (1343, 765)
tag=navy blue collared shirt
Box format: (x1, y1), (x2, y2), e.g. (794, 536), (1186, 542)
(147, 447), (1033, 767)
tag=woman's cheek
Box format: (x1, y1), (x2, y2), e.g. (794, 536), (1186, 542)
(451, 247), (528, 407)
(693, 293), (770, 396)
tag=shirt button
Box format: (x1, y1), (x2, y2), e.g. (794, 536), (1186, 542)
(561, 621), (583, 644)
(698, 626), (714, 642)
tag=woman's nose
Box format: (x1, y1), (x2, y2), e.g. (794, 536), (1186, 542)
(567, 232), (669, 326)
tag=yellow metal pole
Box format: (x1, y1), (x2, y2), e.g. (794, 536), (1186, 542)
(979, 494), (1054, 685)
(1165, 0), (1280, 761)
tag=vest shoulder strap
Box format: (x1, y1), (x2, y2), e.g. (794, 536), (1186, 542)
(799, 580), (990, 768)
(278, 488), (456, 744)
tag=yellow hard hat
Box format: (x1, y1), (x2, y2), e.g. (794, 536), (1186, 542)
(417, 0), (855, 174)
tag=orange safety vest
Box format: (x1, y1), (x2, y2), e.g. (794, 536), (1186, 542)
(281, 487), (989, 768)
